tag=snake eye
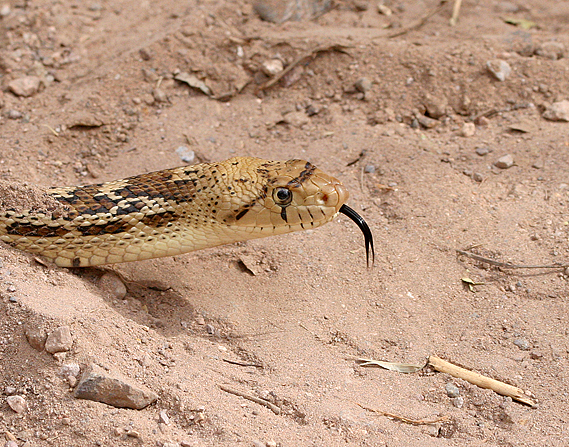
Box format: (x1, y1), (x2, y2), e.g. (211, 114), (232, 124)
(273, 187), (292, 205)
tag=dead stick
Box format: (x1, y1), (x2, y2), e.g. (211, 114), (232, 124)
(428, 355), (536, 407)
(358, 403), (449, 425)
(218, 384), (281, 415)
(449, 0), (462, 26)
(388, 0), (449, 38)
(456, 249), (568, 269)
(259, 44), (352, 90)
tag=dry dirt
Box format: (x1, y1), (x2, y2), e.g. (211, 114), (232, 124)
(1, 0), (569, 446)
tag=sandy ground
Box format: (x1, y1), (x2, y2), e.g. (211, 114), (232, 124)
(1, 0), (569, 446)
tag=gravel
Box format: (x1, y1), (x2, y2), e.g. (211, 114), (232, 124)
(445, 382), (460, 398)
(494, 154), (514, 169)
(486, 59), (511, 82)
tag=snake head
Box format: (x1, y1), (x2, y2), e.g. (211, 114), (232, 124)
(219, 158), (347, 230)
(217, 157), (374, 265)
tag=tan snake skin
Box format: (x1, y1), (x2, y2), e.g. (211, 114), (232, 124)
(0, 157), (361, 267)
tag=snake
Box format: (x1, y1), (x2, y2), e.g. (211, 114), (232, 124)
(0, 157), (374, 268)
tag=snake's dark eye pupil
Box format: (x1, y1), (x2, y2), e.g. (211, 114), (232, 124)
(275, 187), (292, 204)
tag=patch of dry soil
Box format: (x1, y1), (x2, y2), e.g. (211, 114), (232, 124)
(1, 1), (569, 446)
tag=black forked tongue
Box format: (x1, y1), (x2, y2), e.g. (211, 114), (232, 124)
(339, 204), (375, 267)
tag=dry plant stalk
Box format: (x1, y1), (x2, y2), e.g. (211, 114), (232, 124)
(428, 355), (536, 407)
(358, 404), (449, 425)
(219, 384), (281, 415)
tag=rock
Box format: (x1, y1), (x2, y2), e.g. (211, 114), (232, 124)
(452, 396), (464, 408)
(282, 111), (309, 127)
(377, 3), (392, 15)
(445, 383), (460, 398)
(5, 441), (18, 447)
(504, 30), (534, 57)
(152, 88), (168, 103)
(59, 363), (81, 387)
(543, 100), (569, 122)
(416, 114), (439, 129)
(423, 93), (447, 119)
(74, 363), (158, 409)
(45, 326), (73, 354)
(494, 154), (514, 169)
(253, 0), (332, 23)
(472, 172), (484, 183)
(486, 59), (511, 82)
(5, 110), (22, 120)
(460, 122), (475, 137)
(8, 76), (41, 97)
(7, 395), (26, 413)
(354, 77), (372, 94)
(25, 325), (47, 351)
(535, 41), (565, 60)
(513, 338), (531, 351)
(98, 272), (127, 299)
(175, 146), (195, 164)
(364, 164), (375, 173)
(475, 146), (490, 156)
(261, 59), (284, 76)
(5, 386), (17, 395)
(159, 409), (170, 425)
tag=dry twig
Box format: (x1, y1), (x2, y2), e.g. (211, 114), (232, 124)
(258, 44), (352, 91)
(358, 403), (449, 425)
(388, 0), (449, 38)
(428, 355), (536, 407)
(218, 384), (281, 415)
(456, 249), (568, 270)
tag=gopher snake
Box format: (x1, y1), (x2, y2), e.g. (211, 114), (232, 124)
(0, 157), (374, 267)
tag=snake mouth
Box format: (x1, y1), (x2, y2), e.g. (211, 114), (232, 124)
(339, 204), (375, 267)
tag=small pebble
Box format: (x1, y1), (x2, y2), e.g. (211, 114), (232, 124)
(377, 3), (392, 15)
(472, 172), (484, 183)
(475, 146), (489, 156)
(460, 122), (475, 137)
(416, 114), (439, 129)
(5, 386), (17, 395)
(205, 324), (216, 335)
(45, 326), (73, 354)
(5, 110), (22, 120)
(535, 41), (565, 60)
(59, 363), (81, 380)
(423, 93), (447, 119)
(530, 350), (543, 360)
(452, 396), (464, 408)
(513, 338), (531, 351)
(7, 395), (26, 413)
(364, 164), (376, 173)
(8, 296), (17, 303)
(159, 409), (170, 425)
(261, 59), (284, 76)
(99, 273), (127, 299)
(152, 88), (168, 103)
(354, 77), (372, 94)
(543, 100), (569, 122)
(0, 4), (11, 16)
(486, 59), (511, 82)
(176, 146), (195, 164)
(8, 76), (41, 97)
(445, 383), (460, 398)
(494, 154), (514, 169)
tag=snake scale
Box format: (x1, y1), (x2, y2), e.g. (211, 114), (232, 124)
(0, 157), (374, 267)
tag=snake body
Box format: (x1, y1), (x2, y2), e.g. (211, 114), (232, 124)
(0, 157), (374, 267)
